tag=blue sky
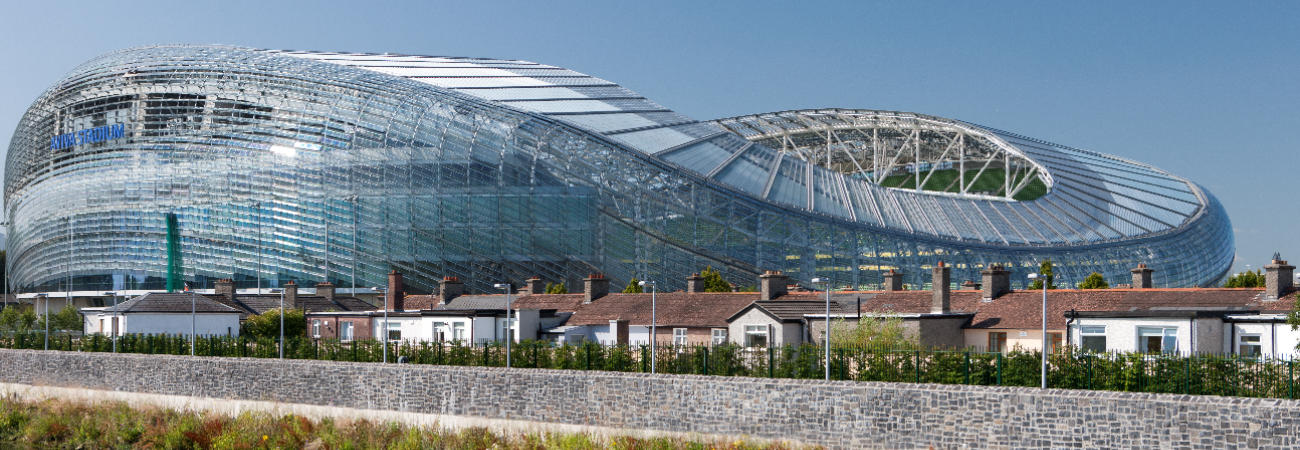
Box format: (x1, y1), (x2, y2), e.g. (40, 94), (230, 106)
(1, 1), (1295, 275)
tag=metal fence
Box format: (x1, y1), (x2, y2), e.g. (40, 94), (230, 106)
(2, 333), (1295, 399)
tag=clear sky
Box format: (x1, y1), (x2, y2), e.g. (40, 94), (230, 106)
(1, 1), (1295, 276)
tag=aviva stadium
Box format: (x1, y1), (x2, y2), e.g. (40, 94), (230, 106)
(4, 45), (1233, 294)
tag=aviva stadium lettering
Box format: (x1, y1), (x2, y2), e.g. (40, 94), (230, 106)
(50, 123), (126, 150)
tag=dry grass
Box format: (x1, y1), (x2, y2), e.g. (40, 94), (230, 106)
(0, 394), (808, 449)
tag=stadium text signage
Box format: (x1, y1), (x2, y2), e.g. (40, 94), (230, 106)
(50, 123), (126, 150)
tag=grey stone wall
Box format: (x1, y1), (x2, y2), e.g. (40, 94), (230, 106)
(1, 349), (1299, 448)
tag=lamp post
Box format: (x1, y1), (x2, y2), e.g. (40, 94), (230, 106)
(38, 294), (48, 351)
(638, 280), (656, 373)
(1028, 272), (1047, 388)
(187, 285), (196, 356)
(104, 292), (117, 352)
(811, 277), (831, 381)
(373, 286), (388, 363)
(494, 283), (513, 368)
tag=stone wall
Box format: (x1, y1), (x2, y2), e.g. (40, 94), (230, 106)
(1, 349), (1298, 448)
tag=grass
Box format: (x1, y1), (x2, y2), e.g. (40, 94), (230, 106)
(0, 395), (806, 449)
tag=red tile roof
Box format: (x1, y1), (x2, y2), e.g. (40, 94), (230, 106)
(509, 292), (757, 327)
(862, 288), (1282, 329)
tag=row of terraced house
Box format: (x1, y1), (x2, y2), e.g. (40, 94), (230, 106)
(74, 257), (1299, 357)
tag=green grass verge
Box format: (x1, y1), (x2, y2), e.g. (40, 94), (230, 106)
(0, 395), (806, 449)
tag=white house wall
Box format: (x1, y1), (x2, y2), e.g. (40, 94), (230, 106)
(1069, 317), (1195, 354)
(113, 313), (241, 337)
(1225, 322), (1300, 358)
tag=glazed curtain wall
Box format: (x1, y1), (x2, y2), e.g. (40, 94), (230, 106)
(5, 46), (1234, 294)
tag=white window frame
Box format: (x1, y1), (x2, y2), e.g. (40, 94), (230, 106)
(499, 318), (516, 342)
(311, 319), (321, 338)
(452, 322), (466, 342)
(673, 328), (688, 346)
(1079, 325), (1106, 353)
(1137, 326), (1178, 354)
(711, 328), (728, 346)
(744, 325), (769, 347)
(340, 322), (354, 342)
(431, 321), (448, 342)
(386, 321), (402, 342)
(1238, 334), (1263, 358)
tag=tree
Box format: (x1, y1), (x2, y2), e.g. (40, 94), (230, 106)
(1224, 270), (1265, 288)
(830, 315), (915, 349)
(699, 266), (732, 292)
(0, 305), (36, 334)
(240, 308), (306, 339)
(622, 277), (643, 293)
(1288, 295), (1300, 348)
(1027, 259), (1057, 290)
(1077, 272), (1109, 289)
(50, 304), (83, 333)
(544, 282), (568, 294)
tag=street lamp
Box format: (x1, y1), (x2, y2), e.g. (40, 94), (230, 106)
(638, 280), (656, 373)
(372, 286), (388, 363)
(103, 292), (118, 353)
(811, 277), (831, 381)
(269, 288), (285, 359)
(186, 285), (196, 356)
(1027, 273), (1047, 388)
(38, 294), (48, 351)
(494, 283), (513, 368)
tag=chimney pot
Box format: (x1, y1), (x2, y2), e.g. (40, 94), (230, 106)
(584, 274), (610, 303)
(758, 271), (788, 300)
(1265, 258), (1295, 300)
(1131, 264), (1154, 289)
(387, 271), (405, 311)
(932, 264), (951, 314)
(315, 282), (336, 302)
(524, 276), (544, 295)
(215, 278), (235, 303)
(685, 273), (704, 293)
(284, 281), (299, 310)
(439, 276), (463, 305)
(882, 270), (904, 291)
(981, 265), (1010, 300)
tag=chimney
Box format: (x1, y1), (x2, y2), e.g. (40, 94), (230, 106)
(315, 282), (335, 302)
(214, 278), (235, 303)
(981, 265), (1010, 300)
(583, 273), (609, 303)
(1265, 258), (1295, 300)
(284, 281), (299, 309)
(932, 262), (951, 314)
(961, 280), (981, 290)
(686, 273), (704, 293)
(1131, 263), (1154, 289)
(439, 276), (463, 305)
(882, 270), (904, 291)
(523, 276), (544, 295)
(387, 270), (405, 311)
(759, 270), (788, 300)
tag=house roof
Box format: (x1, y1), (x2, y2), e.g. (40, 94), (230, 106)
(730, 294), (867, 323)
(860, 288), (1286, 329)
(107, 293), (241, 314)
(512, 293), (588, 311)
(558, 292), (759, 327)
(213, 293), (374, 316)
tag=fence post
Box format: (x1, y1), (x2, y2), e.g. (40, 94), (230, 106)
(914, 350), (921, 383)
(702, 346), (709, 375)
(759, 345), (769, 377)
(1184, 356), (1191, 395)
(996, 352), (1003, 386)
(965, 351), (971, 385)
(1085, 355), (1092, 390)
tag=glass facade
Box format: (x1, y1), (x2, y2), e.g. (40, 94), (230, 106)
(4, 45), (1233, 295)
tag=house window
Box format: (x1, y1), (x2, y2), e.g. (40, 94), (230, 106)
(1239, 334), (1262, 358)
(432, 321), (448, 342)
(988, 332), (1008, 352)
(1048, 332), (1063, 353)
(673, 328), (688, 346)
(340, 322), (354, 341)
(1080, 325), (1106, 352)
(311, 320), (321, 338)
(744, 325), (768, 347)
(452, 322), (466, 342)
(711, 328), (728, 346)
(1137, 326), (1178, 354)
(499, 318), (516, 342)
(387, 322), (402, 341)
(99, 319), (106, 335)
